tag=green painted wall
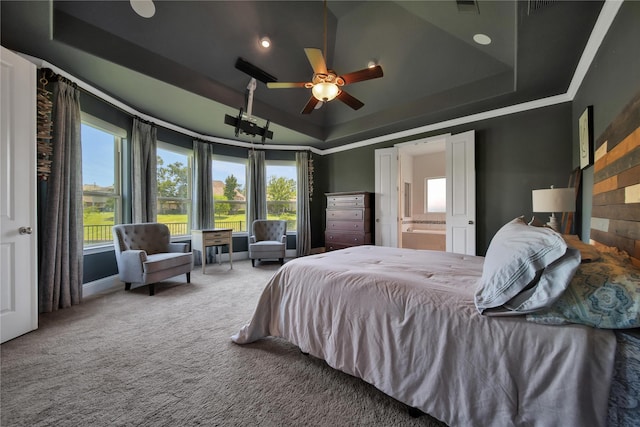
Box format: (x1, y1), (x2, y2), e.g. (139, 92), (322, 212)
(315, 103), (573, 255)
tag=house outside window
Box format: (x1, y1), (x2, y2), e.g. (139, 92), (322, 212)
(266, 160), (297, 231)
(212, 155), (247, 232)
(81, 114), (124, 247)
(157, 142), (192, 237)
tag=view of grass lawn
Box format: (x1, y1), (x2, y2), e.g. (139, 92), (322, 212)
(84, 212), (190, 227)
(84, 211), (116, 226)
(84, 211), (296, 244)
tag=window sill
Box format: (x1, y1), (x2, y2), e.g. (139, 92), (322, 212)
(81, 231), (290, 254)
(83, 244), (115, 255)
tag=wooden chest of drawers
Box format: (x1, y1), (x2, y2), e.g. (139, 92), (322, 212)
(325, 191), (372, 251)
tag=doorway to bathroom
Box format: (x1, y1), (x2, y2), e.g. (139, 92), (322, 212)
(374, 131), (476, 255)
(398, 137), (446, 251)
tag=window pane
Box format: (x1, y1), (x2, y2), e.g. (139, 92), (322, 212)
(157, 146), (191, 235)
(212, 157), (246, 232)
(82, 125), (116, 191)
(81, 123), (120, 246)
(266, 162), (297, 231)
(426, 177), (446, 213)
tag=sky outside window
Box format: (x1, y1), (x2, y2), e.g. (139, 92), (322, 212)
(82, 124), (116, 188)
(157, 147), (186, 167)
(266, 164), (296, 180)
(213, 160), (246, 187)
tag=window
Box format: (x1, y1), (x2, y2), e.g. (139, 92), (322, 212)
(157, 142), (192, 237)
(425, 177), (446, 213)
(212, 156), (247, 232)
(266, 160), (297, 231)
(81, 114), (124, 247)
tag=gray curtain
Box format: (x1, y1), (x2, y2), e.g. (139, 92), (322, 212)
(132, 118), (157, 223)
(39, 79), (83, 313)
(192, 139), (215, 265)
(247, 149), (266, 226)
(296, 151), (311, 257)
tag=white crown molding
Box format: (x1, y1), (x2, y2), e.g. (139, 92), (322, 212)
(322, 93), (572, 155)
(16, 0), (621, 157)
(566, 0), (624, 99)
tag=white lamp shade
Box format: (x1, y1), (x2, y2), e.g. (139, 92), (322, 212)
(532, 188), (575, 213)
(312, 83), (339, 102)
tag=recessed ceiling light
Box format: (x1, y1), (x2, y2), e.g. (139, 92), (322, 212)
(473, 33), (492, 45)
(130, 0), (155, 18)
(260, 37), (271, 49)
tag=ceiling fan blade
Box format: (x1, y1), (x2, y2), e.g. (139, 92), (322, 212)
(304, 48), (328, 75)
(336, 90), (364, 110)
(266, 82), (307, 89)
(301, 96), (320, 114)
(341, 65), (384, 85)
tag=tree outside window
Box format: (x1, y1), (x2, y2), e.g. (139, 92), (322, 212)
(157, 143), (192, 236)
(266, 162), (297, 231)
(212, 157), (247, 232)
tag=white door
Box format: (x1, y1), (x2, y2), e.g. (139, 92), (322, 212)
(1, 47), (38, 343)
(374, 147), (398, 247)
(446, 130), (476, 255)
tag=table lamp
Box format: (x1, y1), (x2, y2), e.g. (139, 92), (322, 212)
(531, 186), (575, 232)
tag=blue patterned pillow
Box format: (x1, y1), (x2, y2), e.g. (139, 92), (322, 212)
(527, 250), (640, 329)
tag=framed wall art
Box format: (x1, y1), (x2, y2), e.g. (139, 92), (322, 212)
(579, 105), (594, 169)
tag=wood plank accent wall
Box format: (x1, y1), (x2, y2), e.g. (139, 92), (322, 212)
(591, 91), (640, 267)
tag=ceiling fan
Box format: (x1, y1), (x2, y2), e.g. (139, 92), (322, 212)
(266, 1), (383, 114)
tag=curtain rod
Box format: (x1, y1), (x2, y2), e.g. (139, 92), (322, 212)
(17, 53), (322, 155)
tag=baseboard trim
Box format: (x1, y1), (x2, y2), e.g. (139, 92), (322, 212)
(84, 250), (299, 297)
(83, 275), (122, 298)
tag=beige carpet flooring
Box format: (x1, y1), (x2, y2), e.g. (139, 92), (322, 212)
(1, 259), (446, 426)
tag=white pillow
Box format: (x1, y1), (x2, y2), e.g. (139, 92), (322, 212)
(475, 217), (581, 316)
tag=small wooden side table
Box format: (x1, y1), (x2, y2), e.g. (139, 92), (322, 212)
(191, 228), (233, 273)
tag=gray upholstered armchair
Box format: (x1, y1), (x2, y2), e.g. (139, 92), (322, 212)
(248, 220), (286, 267)
(112, 223), (193, 295)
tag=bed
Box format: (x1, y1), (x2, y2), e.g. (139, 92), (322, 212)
(233, 243), (637, 426)
(233, 93), (640, 426)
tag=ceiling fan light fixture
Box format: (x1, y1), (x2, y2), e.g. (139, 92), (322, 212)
(367, 60), (377, 69)
(312, 82), (339, 102)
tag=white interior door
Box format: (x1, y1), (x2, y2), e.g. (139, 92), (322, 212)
(374, 147), (398, 247)
(1, 47), (38, 343)
(446, 130), (476, 255)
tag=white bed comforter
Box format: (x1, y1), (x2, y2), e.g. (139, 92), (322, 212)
(232, 246), (616, 427)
